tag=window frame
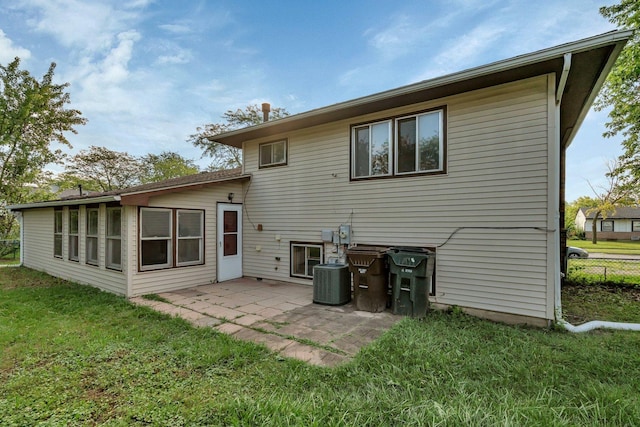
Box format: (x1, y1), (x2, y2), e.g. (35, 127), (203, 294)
(395, 109), (445, 175)
(259, 139), (288, 168)
(176, 209), (204, 267)
(106, 207), (122, 271)
(85, 207), (99, 266)
(633, 220), (640, 232)
(68, 208), (79, 262)
(601, 220), (614, 232)
(290, 242), (323, 279)
(350, 106), (447, 180)
(140, 207), (173, 271)
(351, 120), (392, 179)
(53, 209), (63, 258)
(138, 207), (205, 271)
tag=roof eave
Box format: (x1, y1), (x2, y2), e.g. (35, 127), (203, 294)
(210, 30), (632, 148)
(7, 195), (122, 211)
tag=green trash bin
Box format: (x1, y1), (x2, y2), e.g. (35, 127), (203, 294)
(387, 247), (435, 317)
(346, 246), (390, 312)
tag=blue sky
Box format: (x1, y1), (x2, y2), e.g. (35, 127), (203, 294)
(0, 0), (624, 202)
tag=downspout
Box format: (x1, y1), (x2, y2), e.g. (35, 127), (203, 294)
(554, 53), (640, 332)
(553, 53), (571, 323)
(17, 211), (24, 266)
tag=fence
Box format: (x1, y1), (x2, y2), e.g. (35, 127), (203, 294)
(567, 257), (640, 285)
(0, 239), (20, 260)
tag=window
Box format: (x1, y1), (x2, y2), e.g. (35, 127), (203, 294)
(106, 208), (122, 270)
(86, 208), (99, 265)
(353, 121), (391, 178)
(54, 210), (63, 258)
(259, 139), (287, 168)
(601, 220), (614, 232)
(139, 207), (204, 271)
(140, 208), (172, 270)
(396, 110), (443, 174)
(351, 107), (445, 179)
(633, 221), (640, 232)
(177, 210), (203, 266)
(291, 243), (323, 279)
(68, 209), (79, 261)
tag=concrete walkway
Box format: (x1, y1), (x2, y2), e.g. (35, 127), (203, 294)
(130, 277), (401, 367)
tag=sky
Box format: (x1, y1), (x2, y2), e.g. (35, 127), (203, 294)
(0, 0), (626, 202)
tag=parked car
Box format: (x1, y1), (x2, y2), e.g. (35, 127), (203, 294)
(567, 246), (589, 259)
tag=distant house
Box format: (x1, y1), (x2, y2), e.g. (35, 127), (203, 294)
(8, 31), (632, 326)
(575, 207), (640, 241)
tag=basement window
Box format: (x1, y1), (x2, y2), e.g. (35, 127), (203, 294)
(291, 243), (323, 279)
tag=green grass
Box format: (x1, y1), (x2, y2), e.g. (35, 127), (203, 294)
(2, 267), (640, 426)
(568, 239), (640, 255)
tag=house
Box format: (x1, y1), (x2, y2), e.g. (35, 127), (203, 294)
(9, 31), (631, 326)
(576, 206), (640, 241)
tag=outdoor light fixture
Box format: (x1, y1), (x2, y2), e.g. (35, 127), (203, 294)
(227, 192), (234, 202)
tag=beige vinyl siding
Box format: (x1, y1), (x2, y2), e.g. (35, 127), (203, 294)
(21, 207), (127, 295)
(241, 75), (554, 319)
(129, 183), (243, 296)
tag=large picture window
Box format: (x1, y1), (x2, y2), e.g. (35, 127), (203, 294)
(351, 107), (445, 179)
(86, 208), (99, 265)
(259, 139), (287, 168)
(601, 220), (614, 232)
(54, 210), (63, 258)
(291, 243), (323, 279)
(139, 207), (204, 271)
(68, 209), (79, 262)
(106, 208), (122, 270)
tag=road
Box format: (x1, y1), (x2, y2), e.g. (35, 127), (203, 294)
(587, 253), (640, 260)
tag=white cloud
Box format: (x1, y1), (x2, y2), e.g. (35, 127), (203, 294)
(159, 23), (192, 34)
(0, 29), (31, 63)
(21, 0), (146, 54)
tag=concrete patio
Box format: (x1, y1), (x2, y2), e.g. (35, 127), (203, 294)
(130, 277), (401, 367)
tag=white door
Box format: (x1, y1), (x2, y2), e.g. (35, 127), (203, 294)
(217, 203), (242, 282)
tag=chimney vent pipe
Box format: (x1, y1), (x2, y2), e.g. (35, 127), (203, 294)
(261, 102), (271, 122)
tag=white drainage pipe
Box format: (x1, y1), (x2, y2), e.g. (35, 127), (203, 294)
(558, 319), (640, 333)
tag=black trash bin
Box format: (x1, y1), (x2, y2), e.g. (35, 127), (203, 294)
(387, 247), (435, 317)
(346, 246), (390, 312)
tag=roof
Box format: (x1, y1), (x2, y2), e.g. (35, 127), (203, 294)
(579, 206), (640, 219)
(210, 30), (632, 150)
(8, 168), (249, 210)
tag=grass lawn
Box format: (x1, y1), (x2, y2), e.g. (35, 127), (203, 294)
(568, 239), (640, 255)
(2, 267), (640, 426)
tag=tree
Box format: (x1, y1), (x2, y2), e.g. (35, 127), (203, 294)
(565, 195), (599, 237)
(586, 160), (639, 244)
(0, 57), (86, 242)
(189, 104), (289, 170)
(139, 151), (200, 183)
(595, 2), (640, 178)
(64, 146), (140, 192)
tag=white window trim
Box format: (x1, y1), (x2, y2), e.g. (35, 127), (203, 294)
(86, 208), (99, 266)
(259, 139), (288, 168)
(291, 243), (323, 279)
(53, 210), (63, 258)
(106, 207), (122, 271)
(68, 209), (79, 262)
(176, 209), (204, 267)
(352, 120), (392, 179)
(394, 109), (444, 175)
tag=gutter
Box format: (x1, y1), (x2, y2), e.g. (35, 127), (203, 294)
(7, 195), (122, 211)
